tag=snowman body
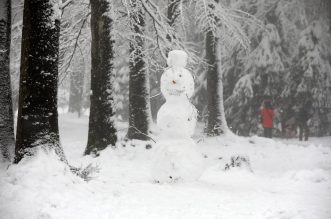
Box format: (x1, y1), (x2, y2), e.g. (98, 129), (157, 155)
(157, 67), (197, 138)
(152, 50), (204, 182)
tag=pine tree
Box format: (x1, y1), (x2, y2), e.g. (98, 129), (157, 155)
(284, 21), (331, 136)
(0, 0), (15, 161)
(84, 0), (117, 155)
(127, 0), (152, 141)
(226, 23), (285, 136)
(15, 0), (65, 162)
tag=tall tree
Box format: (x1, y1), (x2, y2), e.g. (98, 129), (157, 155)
(126, 0), (152, 141)
(205, 32), (228, 135)
(84, 0), (117, 155)
(192, 0), (258, 136)
(0, 0), (15, 161)
(204, 1), (230, 136)
(15, 0), (65, 162)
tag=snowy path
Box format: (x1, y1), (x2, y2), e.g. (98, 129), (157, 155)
(1, 114), (331, 219)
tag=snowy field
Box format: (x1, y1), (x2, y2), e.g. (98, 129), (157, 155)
(1, 113), (331, 219)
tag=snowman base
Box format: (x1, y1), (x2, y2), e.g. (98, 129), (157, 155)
(151, 136), (204, 183)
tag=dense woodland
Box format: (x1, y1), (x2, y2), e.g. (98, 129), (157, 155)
(0, 0), (331, 164)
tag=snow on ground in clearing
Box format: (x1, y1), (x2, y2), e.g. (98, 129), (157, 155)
(1, 113), (331, 219)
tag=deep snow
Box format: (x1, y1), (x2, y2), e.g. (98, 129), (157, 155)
(1, 113), (331, 219)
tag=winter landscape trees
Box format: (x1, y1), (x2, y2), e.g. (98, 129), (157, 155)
(0, 0), (331, 218)
(1, 0), (330, 161)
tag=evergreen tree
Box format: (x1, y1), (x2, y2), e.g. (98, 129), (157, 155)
(225, 23), (285, 136)
(84, 0), (117, 155)
(0, 0), (15, 161)
(283, 21), (331, 136)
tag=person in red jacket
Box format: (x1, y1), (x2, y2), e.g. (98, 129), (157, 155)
(260, 100), (275, 138)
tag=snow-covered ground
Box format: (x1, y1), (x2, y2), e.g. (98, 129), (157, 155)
(1, 113), (331, 219)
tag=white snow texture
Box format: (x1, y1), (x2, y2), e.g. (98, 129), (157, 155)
(152, 50), (203, 182)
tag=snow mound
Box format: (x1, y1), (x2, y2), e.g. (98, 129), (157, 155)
(1, 114), (331, 219)
(0, 150), (85, 219)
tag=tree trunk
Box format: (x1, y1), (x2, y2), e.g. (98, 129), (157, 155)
(84, 0), (117, 155)
(127, 0), (152, 141)
(68, 57), (84, 117)
(15, 0), (65, 163)
(0, 0), (15, 162)
(206, 32), (228, 136)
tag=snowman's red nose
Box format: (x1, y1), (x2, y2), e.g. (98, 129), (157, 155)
(172, 80), (176, 84)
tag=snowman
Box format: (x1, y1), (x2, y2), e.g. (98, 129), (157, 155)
(151, 50), (204, 183)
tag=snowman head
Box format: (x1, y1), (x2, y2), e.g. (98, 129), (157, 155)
(164, 68), (186, 96)
(167, 50), (188, 68)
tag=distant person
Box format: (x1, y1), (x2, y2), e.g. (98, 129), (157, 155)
(297, 100), (314, 141)
(260, 100), (275, 138)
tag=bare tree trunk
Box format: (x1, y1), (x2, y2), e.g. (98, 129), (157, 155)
(206, 32), (228, 136)
(84, 0), (117, 155)
(15, 0), (65, 163)
(127, 0), (152, 141)
(0, 0), (15, 161)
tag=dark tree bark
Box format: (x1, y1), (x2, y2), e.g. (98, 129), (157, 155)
(15, 0), (65, 163)
(205, 1), (229, 136)
(127, 0), (152, 141)
(205, 31), (228, 136)
(68, 58), (84, 117)
(0, 0), (15, 161)
(84, 0), (117, 155)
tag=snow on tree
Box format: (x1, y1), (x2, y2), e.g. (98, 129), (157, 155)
(123, 0), (193, 141)
(0, 0), (15, 162)
(15, 0), (66, 162)
(84, 0), (117, 155)
(125, 0), (153, 141)
(283, 21), (331, 136)
(191, 0), (259, 136)
(59, 0), (90, 116)
(225, 23), (285, 136)
(58, 0), (91, 113)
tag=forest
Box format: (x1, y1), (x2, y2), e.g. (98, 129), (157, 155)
(0, 0), (331, 218)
